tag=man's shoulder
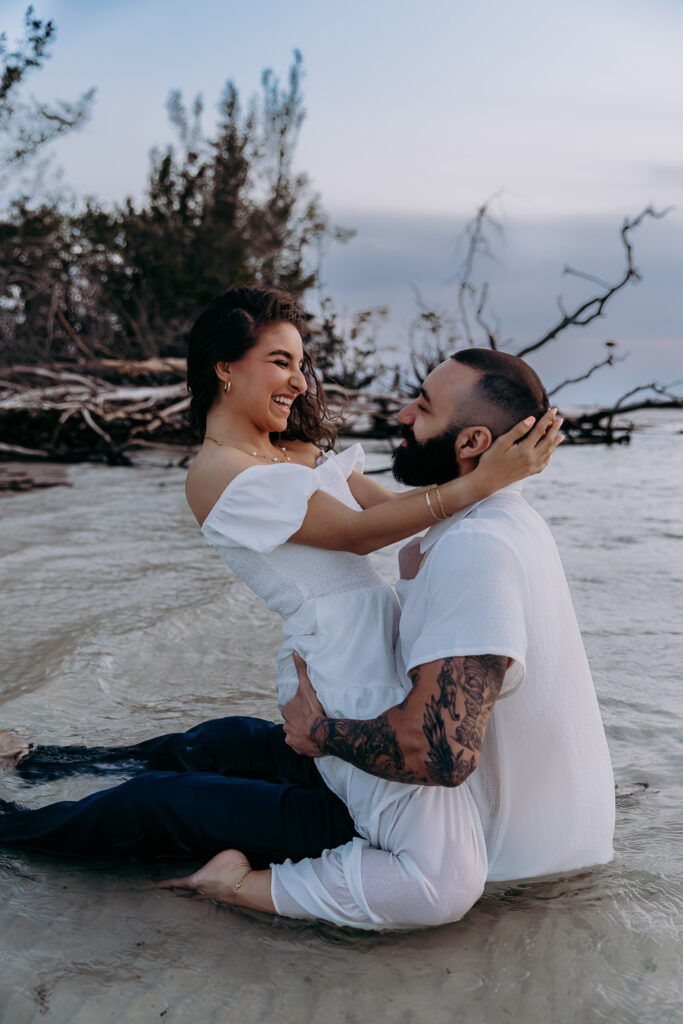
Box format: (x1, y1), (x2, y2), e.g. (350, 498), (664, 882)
(424, 517), (522, 577)
(467, 490), (547, 538)
(448, 492), (539, 540)
(424, 492), (548, 571)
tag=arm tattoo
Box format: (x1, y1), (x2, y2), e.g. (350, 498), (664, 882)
(424, 655), (506, 784)
(422, 693), (459, 785)
(310, 655), (507, 787)
(311, 710), (419, 784)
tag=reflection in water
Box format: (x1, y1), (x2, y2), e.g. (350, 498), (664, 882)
(1, 417), (682, 1023)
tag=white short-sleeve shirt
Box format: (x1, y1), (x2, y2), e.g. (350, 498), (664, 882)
(395, 482), (615, 881)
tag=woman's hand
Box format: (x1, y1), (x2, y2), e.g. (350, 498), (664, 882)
(476, 408), (564, 495)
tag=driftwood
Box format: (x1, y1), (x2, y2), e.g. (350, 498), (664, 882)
(1, 361), (680, 465)
(0, 361), (410, 463)
(0, 363), (192, 464)
(0, 460), (71, 493)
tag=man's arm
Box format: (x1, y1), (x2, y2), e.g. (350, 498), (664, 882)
(283, 653), (508, 787)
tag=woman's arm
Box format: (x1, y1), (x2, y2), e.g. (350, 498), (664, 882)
(346, 471), (397, 509)
(292, 411), (562, 555)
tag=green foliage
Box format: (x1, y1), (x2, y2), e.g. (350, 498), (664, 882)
(0, 6), (94, 180)
(0, 6), (96, 363)
(0, 200), (96, 364)
(75, 50), (352, 358)
(0, 42), (353, 364)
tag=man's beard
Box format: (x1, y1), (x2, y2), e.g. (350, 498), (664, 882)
(391, 424), (462, 486)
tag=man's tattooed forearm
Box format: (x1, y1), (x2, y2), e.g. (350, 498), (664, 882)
(310, 654), (507, 787)
(310, 714), (419, 784)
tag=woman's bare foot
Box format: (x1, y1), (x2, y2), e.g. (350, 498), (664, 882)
(0, 731), (30, 767)
(156, 849), (252, 904)
(156, 850), (276, 914)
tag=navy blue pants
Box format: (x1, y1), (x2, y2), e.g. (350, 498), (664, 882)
(0, 717), (356, 867)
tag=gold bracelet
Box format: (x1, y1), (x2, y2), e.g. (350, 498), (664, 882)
(232, 867), (252, 897)
(425, 488), (441, 522)
(434, 485), (448, 520)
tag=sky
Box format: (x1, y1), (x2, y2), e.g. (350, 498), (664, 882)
(2, 0), (682, 401)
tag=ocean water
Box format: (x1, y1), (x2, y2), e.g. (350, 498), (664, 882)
(0, 414), (681, 1024)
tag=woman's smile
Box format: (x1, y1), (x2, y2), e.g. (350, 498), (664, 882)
(272, 394), (294, 412)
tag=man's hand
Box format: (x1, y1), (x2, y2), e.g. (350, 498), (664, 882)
(282, 653), (327, 757)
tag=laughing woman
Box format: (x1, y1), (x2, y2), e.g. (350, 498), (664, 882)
(0, 287), (560, 929)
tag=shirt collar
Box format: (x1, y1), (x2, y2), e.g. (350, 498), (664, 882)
(419, 480), (524, 553)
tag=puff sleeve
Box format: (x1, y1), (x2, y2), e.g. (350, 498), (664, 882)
(322, 442), (365, 478)
(201, 463), (319, 554)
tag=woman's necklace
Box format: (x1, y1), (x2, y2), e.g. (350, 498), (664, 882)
(204, 435), (292, 463)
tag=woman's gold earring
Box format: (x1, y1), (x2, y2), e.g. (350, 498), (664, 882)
(224, 379), (231, 394)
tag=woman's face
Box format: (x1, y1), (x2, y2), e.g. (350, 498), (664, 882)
(223, 322), (308, 433)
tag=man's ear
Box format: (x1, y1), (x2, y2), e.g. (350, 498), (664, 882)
(456, 426), (493, 464)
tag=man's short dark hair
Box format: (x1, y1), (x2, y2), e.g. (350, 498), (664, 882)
(451, 348), (549, 436)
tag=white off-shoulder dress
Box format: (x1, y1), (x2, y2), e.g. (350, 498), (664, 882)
(201, 444), (487, 929)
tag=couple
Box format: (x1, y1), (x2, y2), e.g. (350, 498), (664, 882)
(0, 287), (615, 930)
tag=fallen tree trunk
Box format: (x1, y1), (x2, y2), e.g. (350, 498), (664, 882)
(0, 365), (191, 463)
(0, 365), (405, 462)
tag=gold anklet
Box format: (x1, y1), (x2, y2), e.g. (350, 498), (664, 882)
(232, 867), (251, 897)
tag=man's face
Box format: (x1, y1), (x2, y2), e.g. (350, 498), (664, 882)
(392, 422), (461, 485)
(392, 360), (483, 486)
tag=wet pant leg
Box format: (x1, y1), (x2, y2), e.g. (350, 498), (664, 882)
(0, 768), (357, 866)
(16, 717), (315, 785)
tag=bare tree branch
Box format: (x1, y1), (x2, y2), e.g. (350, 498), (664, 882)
(611, 381), (682, 411)
(562, 267), (613, 290)
(516, 206), (673, 359)
(572, 382), (683, 426)
(474, 281), (499, 350)
(456, 196), (503, 347)
(548, 344), (626, 397)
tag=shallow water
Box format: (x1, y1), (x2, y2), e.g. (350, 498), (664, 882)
(1, 416), (682, 1024)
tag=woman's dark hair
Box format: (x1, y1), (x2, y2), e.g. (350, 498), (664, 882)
(451, 348), (549, 435)
(187, 286), (338, 450)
